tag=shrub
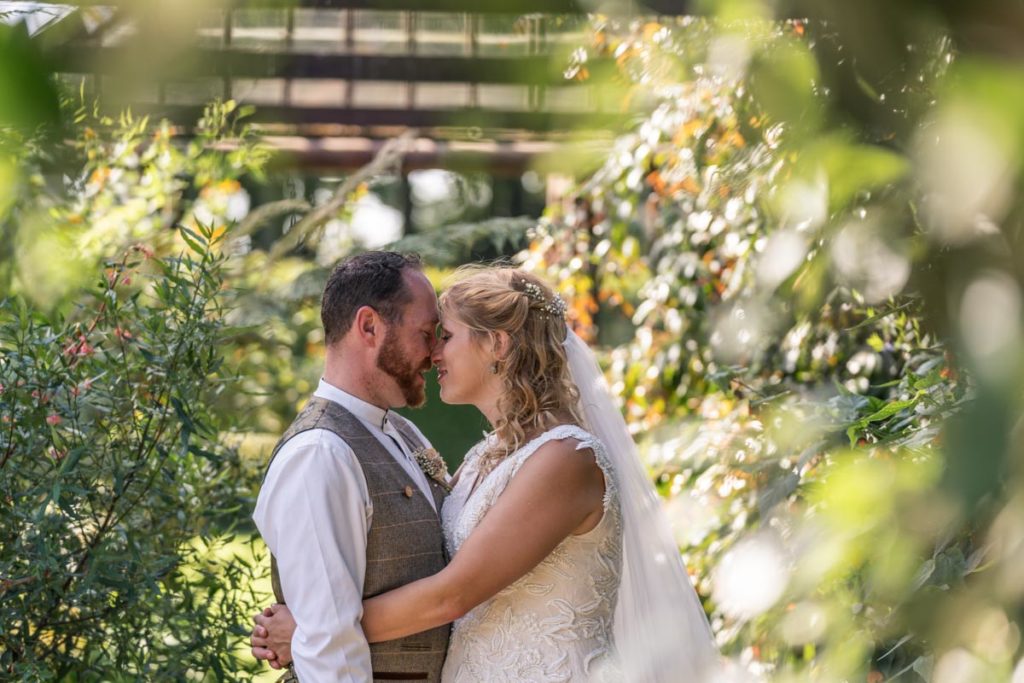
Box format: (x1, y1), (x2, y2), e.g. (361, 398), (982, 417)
(0, 226), (262, 680)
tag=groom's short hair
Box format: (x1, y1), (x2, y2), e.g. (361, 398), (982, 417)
(322, 251), (423, 345)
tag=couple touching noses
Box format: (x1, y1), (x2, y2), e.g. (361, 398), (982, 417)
(252, 251), (718, 682)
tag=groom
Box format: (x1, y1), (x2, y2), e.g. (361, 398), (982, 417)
(252, 251), (450, 681)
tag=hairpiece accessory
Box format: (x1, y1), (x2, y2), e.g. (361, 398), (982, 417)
(515, 278), (568, 320)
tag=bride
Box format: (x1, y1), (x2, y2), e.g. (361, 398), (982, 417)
(252, 267), (718, 681)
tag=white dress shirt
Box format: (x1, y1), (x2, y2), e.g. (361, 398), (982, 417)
(253, 379), (436, 683)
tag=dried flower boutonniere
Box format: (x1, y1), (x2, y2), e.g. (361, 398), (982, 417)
(414, 447), (451, 492)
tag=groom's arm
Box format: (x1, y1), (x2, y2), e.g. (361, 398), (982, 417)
(254, 429), (373, 683)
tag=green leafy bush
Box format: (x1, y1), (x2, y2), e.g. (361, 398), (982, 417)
(0, 226), (263, 679)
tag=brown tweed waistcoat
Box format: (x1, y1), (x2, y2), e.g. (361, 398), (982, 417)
(266, 396), (450, 682)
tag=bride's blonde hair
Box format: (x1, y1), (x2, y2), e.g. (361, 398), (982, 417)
(440, 266), (582, 472)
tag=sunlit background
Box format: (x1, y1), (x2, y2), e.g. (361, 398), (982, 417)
(2, 0), (1024, 680)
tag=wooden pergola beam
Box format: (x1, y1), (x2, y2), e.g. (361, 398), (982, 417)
(24, 0), (691, 16)
(51, 46), (616, 86)
(118, 103), (628, 132)
(242, 135), (606, 174)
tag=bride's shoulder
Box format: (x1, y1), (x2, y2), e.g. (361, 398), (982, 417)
(512, 428), (608, 494)
(519, 424), (605, 463)
(534, 424), (603, 450)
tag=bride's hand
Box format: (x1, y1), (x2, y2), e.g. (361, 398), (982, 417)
(251, 603), (296, 669)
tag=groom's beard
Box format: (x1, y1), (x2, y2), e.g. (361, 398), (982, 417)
(377, 329), (429, 408)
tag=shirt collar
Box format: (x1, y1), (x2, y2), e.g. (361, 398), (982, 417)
(314, 378), (390, 430)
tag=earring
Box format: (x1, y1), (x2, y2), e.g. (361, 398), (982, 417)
(489, 362), (498, 374)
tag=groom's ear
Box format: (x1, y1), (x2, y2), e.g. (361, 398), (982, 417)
(353, 305), (382, 348)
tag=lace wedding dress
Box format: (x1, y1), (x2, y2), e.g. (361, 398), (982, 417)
(439, 425), (624, 682)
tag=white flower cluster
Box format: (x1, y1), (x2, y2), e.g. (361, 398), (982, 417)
(520, 280), (568, 320)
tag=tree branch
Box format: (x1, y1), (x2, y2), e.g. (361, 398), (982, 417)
(269, 131), (415, 260)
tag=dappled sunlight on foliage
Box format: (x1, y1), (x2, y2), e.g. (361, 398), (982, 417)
(2, 1), (1024, 680)
(523, 10), (1024, 681)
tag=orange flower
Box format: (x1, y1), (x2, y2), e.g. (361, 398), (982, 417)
(673, 176), (700, 195)
(88, 167), (110, 186)
(646, 171), (667, 194)
(673, 119), (704, 146)
(720, 130), (746, 149)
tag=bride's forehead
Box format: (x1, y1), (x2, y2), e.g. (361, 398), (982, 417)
(438, 315), (473, 332)
(404, 304), (439, 327)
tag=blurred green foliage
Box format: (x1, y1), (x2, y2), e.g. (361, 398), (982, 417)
(387, 216), (534, 267)
(523, 10), (1024, 682)
(3, 1), (1024, 680)
(0, 23), (59, 131)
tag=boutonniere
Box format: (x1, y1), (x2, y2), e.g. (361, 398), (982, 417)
(414, 447), (451, 492)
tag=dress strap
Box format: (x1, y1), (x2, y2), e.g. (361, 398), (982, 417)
(505, 425), (612, 487)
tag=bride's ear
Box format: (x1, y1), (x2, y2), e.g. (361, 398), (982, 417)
(490, 330), (511, 361)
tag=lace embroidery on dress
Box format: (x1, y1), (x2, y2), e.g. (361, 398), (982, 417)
(439, 425), (625, 683)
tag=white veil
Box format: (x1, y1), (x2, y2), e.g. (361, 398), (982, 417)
(564, 327), (719, 682)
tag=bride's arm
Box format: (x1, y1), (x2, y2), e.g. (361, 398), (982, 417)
(361, 438), (606, 643)
(250, 439), (606, 655)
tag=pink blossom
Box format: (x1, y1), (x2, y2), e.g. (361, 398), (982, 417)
(136, 244), (155, 259)
(63, 334), (94, 358)
(46, 414), (61, 426)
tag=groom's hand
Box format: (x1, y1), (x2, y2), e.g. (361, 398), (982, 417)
(251, 604), (294, 669)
